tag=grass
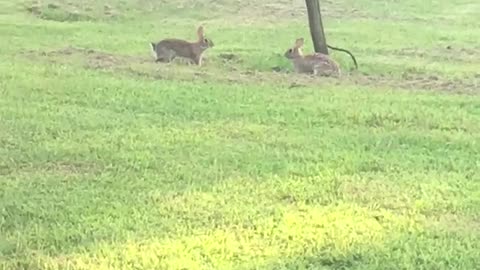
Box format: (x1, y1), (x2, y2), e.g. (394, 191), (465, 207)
(1, 0), (480, 269)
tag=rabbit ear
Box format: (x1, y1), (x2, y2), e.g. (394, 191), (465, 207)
(197, 26), (205, 40)
(295, 38), (305, 48)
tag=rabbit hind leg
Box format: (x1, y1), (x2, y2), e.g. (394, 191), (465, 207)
(156, 48), (176, 63)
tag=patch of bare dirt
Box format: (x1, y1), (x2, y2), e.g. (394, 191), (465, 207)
(137, 0), (367, 22)
(25, 0), (119, 22)
(265, 68), (478, 94)
(22, 47), (479, 94)
(348, 72), (479, 94)
(401, 46), (480, 56)
(22, 46), (215, 81)
(23, 46), (150, 69)
(381, 46), (480, 63)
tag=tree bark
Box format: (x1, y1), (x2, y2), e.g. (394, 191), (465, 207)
(305, 0), (328, 55)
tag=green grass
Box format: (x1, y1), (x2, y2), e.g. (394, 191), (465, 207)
(1, 0), (480, 269)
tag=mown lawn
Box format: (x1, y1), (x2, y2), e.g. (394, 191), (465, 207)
(1, 0), (480, 269)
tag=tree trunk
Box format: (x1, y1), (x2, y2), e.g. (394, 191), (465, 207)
(305, 0), (328, 55)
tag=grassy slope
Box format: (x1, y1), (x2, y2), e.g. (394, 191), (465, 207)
(1, 0), (480, 269)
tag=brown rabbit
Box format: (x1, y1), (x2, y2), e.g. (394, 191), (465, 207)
(284, 38), (340, 77)
(150, 26), (214, 66)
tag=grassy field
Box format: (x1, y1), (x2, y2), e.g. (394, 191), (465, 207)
(1, 0), (480, 269)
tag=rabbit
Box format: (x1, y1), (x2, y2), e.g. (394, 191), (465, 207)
(284, 38), (340, 77)
(150, 26), (214, 66)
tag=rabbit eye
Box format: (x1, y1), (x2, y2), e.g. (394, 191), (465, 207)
(288, 49), (293, 53)
(204, 39), (209, 43)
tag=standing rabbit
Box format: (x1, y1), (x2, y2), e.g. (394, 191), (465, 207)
(284, 38), (341, 77)
(150, 26), (214, 66)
